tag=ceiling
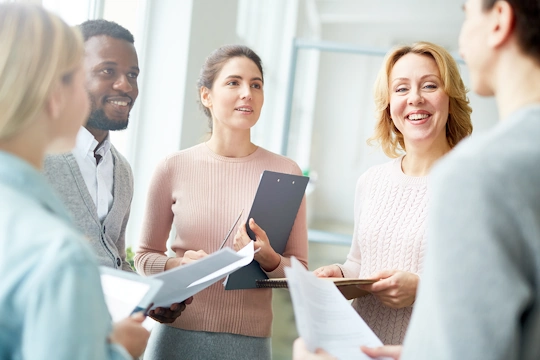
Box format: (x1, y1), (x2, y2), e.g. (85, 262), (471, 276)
(310, 0), (465, 51)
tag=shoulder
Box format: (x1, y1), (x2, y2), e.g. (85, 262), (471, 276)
(432, 109), (540, 210)
(161, 143), (206, 165)
(357, 158), (397, 184)
(434, 109), (540, 187)
(1, 191), (96, 267)
(255, 147), (302, 174)
(43, 153), (71, 175)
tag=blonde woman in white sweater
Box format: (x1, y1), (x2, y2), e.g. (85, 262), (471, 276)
(314, 41), (473, 345)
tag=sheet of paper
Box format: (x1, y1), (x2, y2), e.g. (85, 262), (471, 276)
(189, 241), (255, 287)
(141, 317), (158, 331)
(285, 257), (392, 360)
(99, 268), (163, 323)
(148, 245), (250, 308)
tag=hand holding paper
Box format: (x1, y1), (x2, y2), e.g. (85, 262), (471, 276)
(190, 240), (255, 287)
(285, 257), (392, 360)
(149, 241), (255, 308)
(100, 243), (254, 324)
(109, 313), (149, 359)
(148, 297), (193, 324)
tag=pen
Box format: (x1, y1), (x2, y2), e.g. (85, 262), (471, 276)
(219, 209), (244, 250)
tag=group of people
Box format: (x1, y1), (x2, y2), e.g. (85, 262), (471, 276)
(0, 0), (539, 359)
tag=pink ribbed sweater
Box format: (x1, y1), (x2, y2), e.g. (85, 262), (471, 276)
(339, 157), (428, 345)
(134, 143), (308, 338)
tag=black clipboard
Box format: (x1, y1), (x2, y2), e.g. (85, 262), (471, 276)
(225, 170), (309, 290)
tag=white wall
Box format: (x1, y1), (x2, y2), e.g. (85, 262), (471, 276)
(126, 0), (195, 247)
(179, 0), (240, 150)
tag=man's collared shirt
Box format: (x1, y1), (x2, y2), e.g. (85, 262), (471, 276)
(72, 127), (114, 222)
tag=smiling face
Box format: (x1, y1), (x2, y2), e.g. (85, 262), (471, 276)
(201, 56), (264, 133)
(389, 53), (450, 150)
(84, 35), (139, 131)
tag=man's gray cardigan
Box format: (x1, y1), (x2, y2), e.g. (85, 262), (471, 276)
(44, 145), (134, 272)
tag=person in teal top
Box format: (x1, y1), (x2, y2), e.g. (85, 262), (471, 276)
(0, 3), (149, 359)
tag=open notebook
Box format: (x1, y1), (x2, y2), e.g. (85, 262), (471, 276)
(256, 277), (375, 300)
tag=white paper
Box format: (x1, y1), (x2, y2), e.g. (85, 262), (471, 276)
(285, 257), (391, 360)
(189, 241), (255, 287)
(148, 245), (251, 308)
(141, 317), (158, 331)
(99, 267), (163, 323)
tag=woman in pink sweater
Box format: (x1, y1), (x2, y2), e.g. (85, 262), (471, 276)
(134, 45), (308, 359)
(314, 42), (473, 345)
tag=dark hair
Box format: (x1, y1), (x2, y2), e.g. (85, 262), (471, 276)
(482, 0), (540, 63)
(78, 19), (134, 44)
(197, 45), (263, 125)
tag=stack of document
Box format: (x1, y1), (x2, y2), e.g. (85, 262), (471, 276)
(285, 257), (392, 360)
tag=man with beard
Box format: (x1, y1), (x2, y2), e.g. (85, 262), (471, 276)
(44, 19), (190, 324)
(44, 19), (138, 273)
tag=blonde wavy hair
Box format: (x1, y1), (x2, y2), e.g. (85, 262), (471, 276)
(0, 3), (84, 140)
(368, 41), (473, 158)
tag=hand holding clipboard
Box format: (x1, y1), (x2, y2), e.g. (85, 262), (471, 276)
(225, 170), (309, 290)
(233, 217), (281, 272)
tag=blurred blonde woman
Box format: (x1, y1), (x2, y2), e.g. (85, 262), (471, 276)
(0, 4), (148, 359)
(314, 41), (473, 344)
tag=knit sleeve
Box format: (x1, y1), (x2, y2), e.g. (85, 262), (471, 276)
(134, 157), (174, 275)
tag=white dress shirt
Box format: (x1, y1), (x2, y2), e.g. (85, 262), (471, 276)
(72, 127), (114, 222)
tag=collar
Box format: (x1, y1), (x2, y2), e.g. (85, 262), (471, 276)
(74, 127), (112, 158)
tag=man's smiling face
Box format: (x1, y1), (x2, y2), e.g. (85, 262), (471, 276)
(84, 35), (139, 131)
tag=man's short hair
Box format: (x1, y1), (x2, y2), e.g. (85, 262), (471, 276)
(78, 19), (134, 44)
(482, 0), (540, 64)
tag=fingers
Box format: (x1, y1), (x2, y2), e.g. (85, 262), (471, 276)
(367, 277), (392, 293)
(110, 317), (150, 358)
(248, 218), (268, 241)
(366, 269), (399, 292)
(168, 302), (187, 312)
(361, 345), (402, 360)
(293, 338), (336, 360)
(239, 221), (249, 237)
(149, 302), (187, 324)
(368, 269), (397, 281)
(181, 249), (208, 265)
(313, 265), (342, 278)
(129, 312), (146, 323)
(233, 224), (250, 251)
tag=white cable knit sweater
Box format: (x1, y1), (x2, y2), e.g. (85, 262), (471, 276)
(339, 156), (428, 344)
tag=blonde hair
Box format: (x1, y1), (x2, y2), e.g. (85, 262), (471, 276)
(368, 41), (473, 158)
(0, 3), (84, 140)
